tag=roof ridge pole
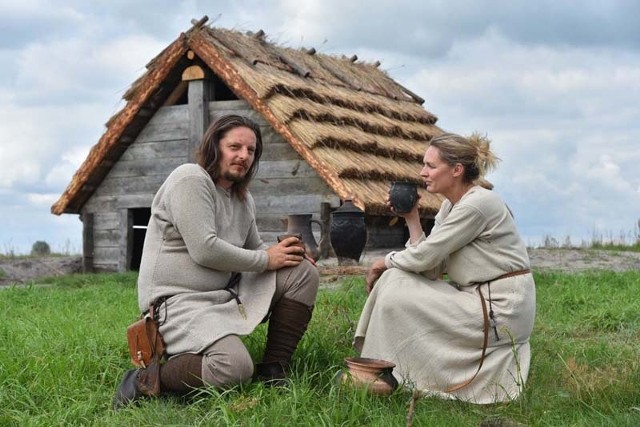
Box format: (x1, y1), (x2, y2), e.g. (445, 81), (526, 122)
(190, 16), (209, 28)
(393, 81), (425, 105)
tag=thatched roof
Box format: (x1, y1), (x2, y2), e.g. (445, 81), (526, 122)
(51, 16), (449, 216)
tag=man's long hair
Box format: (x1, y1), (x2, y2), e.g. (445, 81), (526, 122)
(195, 114), (263, 200)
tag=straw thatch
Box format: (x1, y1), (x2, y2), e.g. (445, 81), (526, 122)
(52, 16), (452, 216)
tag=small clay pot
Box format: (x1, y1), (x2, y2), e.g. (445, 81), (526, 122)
(389, 181), (418, 213)
(341, 357), (398, 395)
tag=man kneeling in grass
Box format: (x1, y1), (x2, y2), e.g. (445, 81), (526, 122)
(113, 115), (319, 408)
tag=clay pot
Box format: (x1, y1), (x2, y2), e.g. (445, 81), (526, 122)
(341, 357), (398, 395)
(284, 214), (324, 261)
(330, 200), (367, 264)
(389, 181), (418, 213)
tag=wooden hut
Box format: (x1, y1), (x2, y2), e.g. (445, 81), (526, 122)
(51, 16), (447, 273)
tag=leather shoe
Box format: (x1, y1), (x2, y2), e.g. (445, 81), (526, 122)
(112, 369), (144, 409)
(255, 362), (288, 387)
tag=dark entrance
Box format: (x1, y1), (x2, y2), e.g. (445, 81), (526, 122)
(130, 208), (151, 271)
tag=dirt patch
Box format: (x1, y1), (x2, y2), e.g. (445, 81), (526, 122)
(527, 248), (640, 272)
(0, 256), (83, 286)
(0, 248), (638, 287)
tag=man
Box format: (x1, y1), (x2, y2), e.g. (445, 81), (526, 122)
(113, 114), (319, 408)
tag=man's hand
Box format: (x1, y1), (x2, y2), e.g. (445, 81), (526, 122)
(266, 237), (306, 270)
(366, 258), (387, 294)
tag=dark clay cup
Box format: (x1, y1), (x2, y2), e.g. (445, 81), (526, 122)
(277, 232), (302, 243)
(277, 233), (306, 256)
(389, 181), (418, 213)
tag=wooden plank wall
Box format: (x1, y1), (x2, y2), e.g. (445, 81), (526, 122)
(82, 105), (190, 271)
(209, 101), (339, 245)
(81, 100), (339, 272)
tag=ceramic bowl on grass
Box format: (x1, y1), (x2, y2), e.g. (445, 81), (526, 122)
(340, 357), (398, 395)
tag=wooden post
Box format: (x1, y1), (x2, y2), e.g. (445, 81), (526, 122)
(118, 209), (133, 272)
(319, 202), (332, 259)
(184, 65), (212, 161)
(82, 212), (94, 273)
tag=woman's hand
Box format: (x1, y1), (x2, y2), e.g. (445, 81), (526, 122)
(387, 194), (421, 220)
(387, 193), (423, 244)
(266, 237), (306, 270)
(366, 258), (388, 294)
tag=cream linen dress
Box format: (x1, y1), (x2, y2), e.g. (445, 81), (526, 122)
(354, 186), (536, 403)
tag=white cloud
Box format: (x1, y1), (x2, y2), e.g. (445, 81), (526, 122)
(1, 0), (640, 252)
(399, 29), (640, 244)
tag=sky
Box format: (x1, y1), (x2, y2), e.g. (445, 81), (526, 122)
(1, 0), (639, 254)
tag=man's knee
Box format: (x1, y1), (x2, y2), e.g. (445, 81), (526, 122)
(201, 338), (254, 388)
(300, 259), (320, 289)
(285, 260), (319, 305)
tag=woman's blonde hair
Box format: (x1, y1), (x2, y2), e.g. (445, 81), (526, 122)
(428, 132), (500, 183)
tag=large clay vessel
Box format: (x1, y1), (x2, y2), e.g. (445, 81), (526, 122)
(285, 214), (324, 261)
(330, 199), (367, 264)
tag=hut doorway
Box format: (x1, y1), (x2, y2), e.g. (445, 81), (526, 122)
(130, 208), (151, 271)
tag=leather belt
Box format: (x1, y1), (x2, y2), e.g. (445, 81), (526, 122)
(491, 269), (531, 282)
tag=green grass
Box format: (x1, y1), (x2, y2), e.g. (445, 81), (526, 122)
(1, 270), (639, 426)
(590, 241), (640, 253)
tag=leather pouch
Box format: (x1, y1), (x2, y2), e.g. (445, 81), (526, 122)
(126, 312), (166, 368)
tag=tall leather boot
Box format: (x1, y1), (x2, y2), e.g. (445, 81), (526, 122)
(256, 298), (313, 385)
(159, 353), (204, 394)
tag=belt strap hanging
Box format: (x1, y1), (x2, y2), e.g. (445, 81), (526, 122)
(445, 269), (531, 393)
(225, 272), (247, 319)
(446, 285), (490, 393)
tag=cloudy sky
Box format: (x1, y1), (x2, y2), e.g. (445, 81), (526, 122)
(1, 0), (639, 254)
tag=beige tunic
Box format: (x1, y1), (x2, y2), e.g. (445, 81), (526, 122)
(137, 164), (275, 355)
(354, 186), (536, 403)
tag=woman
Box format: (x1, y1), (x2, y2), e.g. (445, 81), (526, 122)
(354, 132), (536, 404)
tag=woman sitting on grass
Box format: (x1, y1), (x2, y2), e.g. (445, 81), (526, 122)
(354, 132), (536, 404)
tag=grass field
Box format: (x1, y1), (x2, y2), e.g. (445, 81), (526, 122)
(1, 269), (639, 426)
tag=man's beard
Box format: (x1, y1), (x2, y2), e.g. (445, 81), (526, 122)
(222, 170), (246, 184)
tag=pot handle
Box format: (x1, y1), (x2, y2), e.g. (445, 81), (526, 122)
(310, 219), (325, 247)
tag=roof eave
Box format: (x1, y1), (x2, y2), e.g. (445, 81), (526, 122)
(50, 34), (189, 215)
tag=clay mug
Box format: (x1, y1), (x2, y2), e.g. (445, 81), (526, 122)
(389, 181), (418, 213)
(277, 233), (304, 250)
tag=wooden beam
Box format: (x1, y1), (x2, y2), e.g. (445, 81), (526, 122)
(321, 59), (362, 91)
(162, 80), (188, 107)
(191, 16), (209, 27)
(82, 212), (94, 273)
(182, 65), (206, 81)
(394, 81), (425, 105)
(278, 53), (310, 78)
(118, 209), (133, 272)
(319, 202), (331, 259)
(188, 78), (211, 160)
